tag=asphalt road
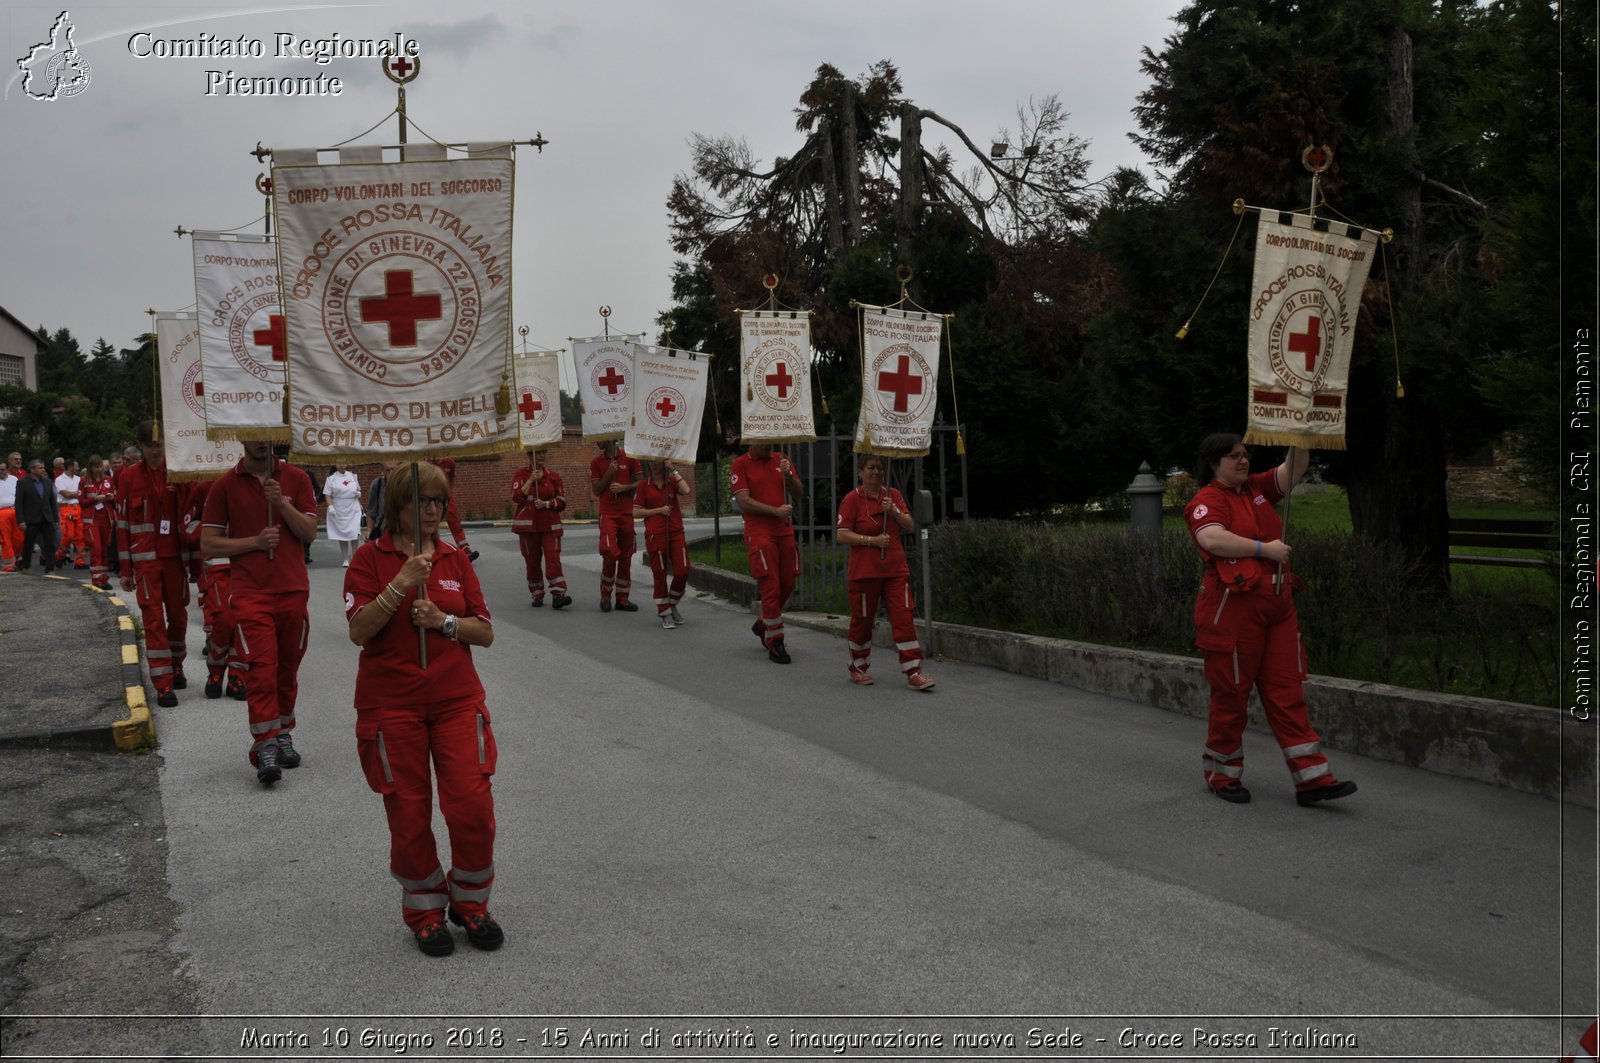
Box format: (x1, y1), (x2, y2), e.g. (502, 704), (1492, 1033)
(2, 525), (1595, 1060)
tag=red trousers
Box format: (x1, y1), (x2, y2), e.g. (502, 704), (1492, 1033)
(356, 698), (497, 930)
(86, 510), (114, 584)
(597, 513), (635, 603)
(644, 527), (689, 615)
(847, 574), (922, 676)
(517, 530), (565, 600)
(232, 590), (308, 759)
(1195, 582), (1335, 793)
(197, 566), (237, 680)
(0, 508), (18, 570)
(744, 530), (798, 648)
(131, 558), (190, 693)
(55, 504), (85, 563)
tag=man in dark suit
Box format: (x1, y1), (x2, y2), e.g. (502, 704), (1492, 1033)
(16, 458), (60, 573)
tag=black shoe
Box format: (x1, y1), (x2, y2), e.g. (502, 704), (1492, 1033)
(172, 673), (187, 690)
(767, 640), (791, 665)
(156, 689), (178, 708)
(1212, 783), (1251, 804)
(448, 908), (504, 951)
(552, 595), (572, 610)
(226, 675), (247, 701)
(414, 921), (455, 957)
(276, 732), (301, 769)
(614, 600), (639, 612)
(752, 619), (766, 644)
(599, 598), (612, 612)
(531, 598), (544, 607)
(467, 549), (481, 562)
(256, 743), (282, 785)
(1296, 779), (1357, 807)
(204, 676), (223, 699)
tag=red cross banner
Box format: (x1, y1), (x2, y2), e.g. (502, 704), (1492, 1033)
(154, 311), (243, 480)
(271, 147), (516, 459)
(740, 311), (815, 443)
(191, 233), (287, 442)
(573, 335), (639, 443)
(624, 343), (711, 464)
(1244, 211), (1379, 450)
(512, 348), (563, 449)
(852, 304), (943, 458)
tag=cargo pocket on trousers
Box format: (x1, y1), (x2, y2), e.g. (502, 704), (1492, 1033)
(355, 717), (395, 795)
(1194, 588), (1236, 654)
(475, 707), (498, 779)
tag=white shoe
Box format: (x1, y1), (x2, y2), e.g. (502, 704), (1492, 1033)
(669, 606), (685, 625)
(342, 560), (350, 567)
(659, 613), (676, 630)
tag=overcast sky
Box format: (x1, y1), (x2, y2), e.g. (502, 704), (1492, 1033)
(3, 0), (1186, 389)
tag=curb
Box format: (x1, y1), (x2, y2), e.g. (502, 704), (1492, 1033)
(682, 557), (1594, 807)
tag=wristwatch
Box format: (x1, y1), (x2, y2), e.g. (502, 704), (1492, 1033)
(441, 614), (459, 641)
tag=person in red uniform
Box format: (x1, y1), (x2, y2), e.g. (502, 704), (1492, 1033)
(731, 443), (803, 663)
(345, 462), (503, 956)
(116, 422), (194, 708)
(0, 458), (20, 573)
(510, 448), (570, 608)
(201, 440), (318, 785)
(183, 481), (245, 701)
(82, 455), (117, 588)
(633, 460), (691, 629)
(589, 440), (640, 612)
(1184, 432), (1357, 807)
(835, 455), (936, 690)
(432, 458), (479, 562)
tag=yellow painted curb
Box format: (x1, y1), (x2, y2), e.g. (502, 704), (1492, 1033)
(113, 686), (152, 750)
(121, 644), (139, 665)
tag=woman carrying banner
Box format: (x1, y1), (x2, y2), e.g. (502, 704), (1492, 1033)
(344, 463), (503, 956)
(1183, 433), (1356, 807)
(322, 463), (363, 567)
(633, 460), (691, 629)
(510, 449), (570, 608)
(834, 456), (935, 691)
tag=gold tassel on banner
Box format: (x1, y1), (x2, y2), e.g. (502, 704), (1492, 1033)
(495, 372), (512, 415)
(282, 387), (291, 426)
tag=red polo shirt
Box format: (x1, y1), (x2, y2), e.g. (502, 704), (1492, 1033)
(343, 535), (488, 709)
(1184, 469), (1286, 586)
(590, 450), (641, 518)
(837, 486), (909, 580)
(201, 457), (317, 593)
(634, 477), (685, 537)
(730, 450), (795, 538)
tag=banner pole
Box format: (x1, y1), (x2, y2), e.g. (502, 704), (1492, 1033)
(1277, 154), (1324, 597)
(412, 461), (428, 668)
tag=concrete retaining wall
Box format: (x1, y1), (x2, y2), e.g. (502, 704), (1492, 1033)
(685, 560), (1595, 807)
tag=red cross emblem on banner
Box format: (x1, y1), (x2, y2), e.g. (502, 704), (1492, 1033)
(518, 393), (542, 420)
(597, 366), (626, 396)
(654, 394), (677, 420)
(1288, 315), (1322, 372)
(877, 354), (924, 413)
(193, 381), (204, 397)
(253, 314), (287, 363)
(360, 270), (442, 347)
(389, 55), (414, 79)
(765, 362), (794, 399)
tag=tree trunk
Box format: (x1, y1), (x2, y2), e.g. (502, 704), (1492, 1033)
(841, 84), (862, 248)
(1343, 25), (1450, 597)
(897, 104), (922, 276)
(819, 117), (846, 261)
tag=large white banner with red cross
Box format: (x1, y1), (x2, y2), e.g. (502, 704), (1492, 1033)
(573, 335), (639, 443)
(191, 233), (286, 442)
(624, 344), (711, 463)
(154, 311), (243, 480)
(513, 349), (563, 449)
(740, 311), (816, 443)
(852, 305), (943, 458)
(271, 149), (516, 460)
(1244, 211), (1378, 450)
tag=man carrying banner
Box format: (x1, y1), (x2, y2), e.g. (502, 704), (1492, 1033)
(589, 441), (641, 612)
(731, 444), (803, 663)
(511, 449), (570, 608)
(1184, 433), (1357, 807)
(117, 422), (193, 707)
(201, 440), (318, 785)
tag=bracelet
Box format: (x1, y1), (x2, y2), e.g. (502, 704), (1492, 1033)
(1254, 539), (1262, 557)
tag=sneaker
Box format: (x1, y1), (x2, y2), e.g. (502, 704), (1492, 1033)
(448, 908), (504, 951)
(1295, 779), (1357, 807)
(669, 606), (686, 625)
(599, 598), (613, 613)
(552, 594), (572, 610)
(767, 640), (791, 664)
(1212, 782), (1251, 804)
(255, 743), (282, 785)
(751, 619), (766, 644)
(204, 674), (223, 699)
(530, 597), (544, 608)
(172, 673), (188, 690)
(906, 670), (937, 692)
(659, 612), (676, 630)
(226, 674), (247, 701)
(414, 921), (455, 957)
(614, 600), (639, 612)
(849, 669), (874, 686)
(467, 549), (481, 562)
(156, 689), (178, 708)
(342, 560), (350, 568)
(276, 732), (302, 769)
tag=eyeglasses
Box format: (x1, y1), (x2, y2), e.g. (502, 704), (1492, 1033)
(418, 496), (449, 509)
(1222, 451), (1250, 463)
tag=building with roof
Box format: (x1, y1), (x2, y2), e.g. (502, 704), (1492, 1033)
(0, 306), (41, 390)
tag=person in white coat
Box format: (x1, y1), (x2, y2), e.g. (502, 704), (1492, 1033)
(323, 464), (364, 567)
